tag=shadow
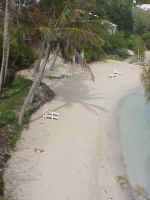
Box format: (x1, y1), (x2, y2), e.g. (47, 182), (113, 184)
(31, 74), (108, 122)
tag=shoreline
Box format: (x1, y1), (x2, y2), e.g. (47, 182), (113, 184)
(4, 60), (142, 200)
(108, 86), (144, 200)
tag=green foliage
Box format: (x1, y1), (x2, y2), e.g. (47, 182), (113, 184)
(0, 76), (32, 147)
(106, 0), (133, 33)
(102, 32), (128, 55)
(0, 30), (35, 72)
(117, 48), (129, 59)
(142, 32), (150, 49)
(4, 70), (15, 87)
(107, 54), (126, 61)
(133, 8), (150, 35)
(9, 34), (35, 70)
(85, 45), (105, 62)
(128, 34), (146, 55)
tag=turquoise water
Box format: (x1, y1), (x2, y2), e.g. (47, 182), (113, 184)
(119, 88), (150, 197)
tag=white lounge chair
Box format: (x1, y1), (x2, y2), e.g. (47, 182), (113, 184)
(108, 73), (118, 78)
(43, 110), (60, 120)
(113, 69), (120, 75)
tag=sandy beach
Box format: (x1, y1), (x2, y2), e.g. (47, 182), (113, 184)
(4, 60), (142, 200)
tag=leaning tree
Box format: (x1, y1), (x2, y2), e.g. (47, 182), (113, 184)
(18, 0), (104, 125)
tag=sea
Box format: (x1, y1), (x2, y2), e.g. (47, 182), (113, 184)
(119, 88), (150, 198)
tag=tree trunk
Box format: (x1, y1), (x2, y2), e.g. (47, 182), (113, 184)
(38, 43), (50, 83)
(19, 43), (50, 125)
(4, 42), (10, 82)
(32, 40), (45, 77)
(30, 42), (51, 104)
(50, 43), (60, 71)
(0, 0), (10, 96)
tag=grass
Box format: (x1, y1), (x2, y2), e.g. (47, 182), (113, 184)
(0, 75), (55, 199)
(0, 198), (9, 200)
(0, 76), (33, 198)
(0, 76), (32, 147)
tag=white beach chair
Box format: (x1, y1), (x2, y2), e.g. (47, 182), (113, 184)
(42, 110), (60, 120)
(113, 68), (121, 75)
(108, 73), (118, 78)
(108, 68), (122, 79)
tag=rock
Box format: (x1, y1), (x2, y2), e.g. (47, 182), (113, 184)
(35, 83), (55, 103)
(126, 49), (135, 56)
(28, 83), (55, 110)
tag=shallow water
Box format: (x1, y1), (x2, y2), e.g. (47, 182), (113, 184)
(119, 88), (150, 197)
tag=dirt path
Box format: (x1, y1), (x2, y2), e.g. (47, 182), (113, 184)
(4, 60), (142, 200)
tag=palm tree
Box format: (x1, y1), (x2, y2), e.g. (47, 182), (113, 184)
(32, 40), (46, 77)
(19, 41), (50, 125)
(0, 0), (10, 96)
(18, 0), (103, 125)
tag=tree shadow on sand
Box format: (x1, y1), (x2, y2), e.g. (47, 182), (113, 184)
(31, 75), (108, 122)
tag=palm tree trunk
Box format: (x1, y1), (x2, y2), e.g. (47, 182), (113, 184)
(4, 41), (10, 82)
(32, 40), (45, 77)
(19, 43), (50, 125)
(0, 0), (10, 96)
(50, 43), (60, 71)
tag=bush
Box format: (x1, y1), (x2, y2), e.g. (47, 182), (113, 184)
(0, 76), (32, 147)
(103, 32), (127, 53)
(85, 46), (105, 62)
(142, 32), (150, 49)
(4, 69), (15, 87)
(102, 31), (129, 59)
(116, 48), (128, 59)
(133, 8), (150, 35)
(0, 30), (35, 72)
(128, 34), (146, 55)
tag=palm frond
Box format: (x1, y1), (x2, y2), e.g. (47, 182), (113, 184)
(58, 27), (103, 48)
(55, 0), (74, 28)
(39, 26), (55, 40)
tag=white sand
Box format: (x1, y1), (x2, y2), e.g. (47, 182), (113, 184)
(4, 60), (142, 200)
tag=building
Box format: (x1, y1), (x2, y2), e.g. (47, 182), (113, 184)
(136, 4), (150, 11)
(101, 20), (117, 35)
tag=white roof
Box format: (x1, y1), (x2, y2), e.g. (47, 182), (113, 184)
(136, 4), (150, 10)
(101, 20), (117, 27)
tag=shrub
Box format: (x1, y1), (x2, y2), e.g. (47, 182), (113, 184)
(128, 35), (146, 55)
(133, 8), (150, 35)
(4, 69), (15, 88)
(0, 76), (32, 147)
(116, 48), (128, 59)
(103, 32), (127, 53)
(102, 31), (129, 59)
(142, 32), (150, 49)
(0, 30), (35, 72)
(85, 46), (105, 62)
